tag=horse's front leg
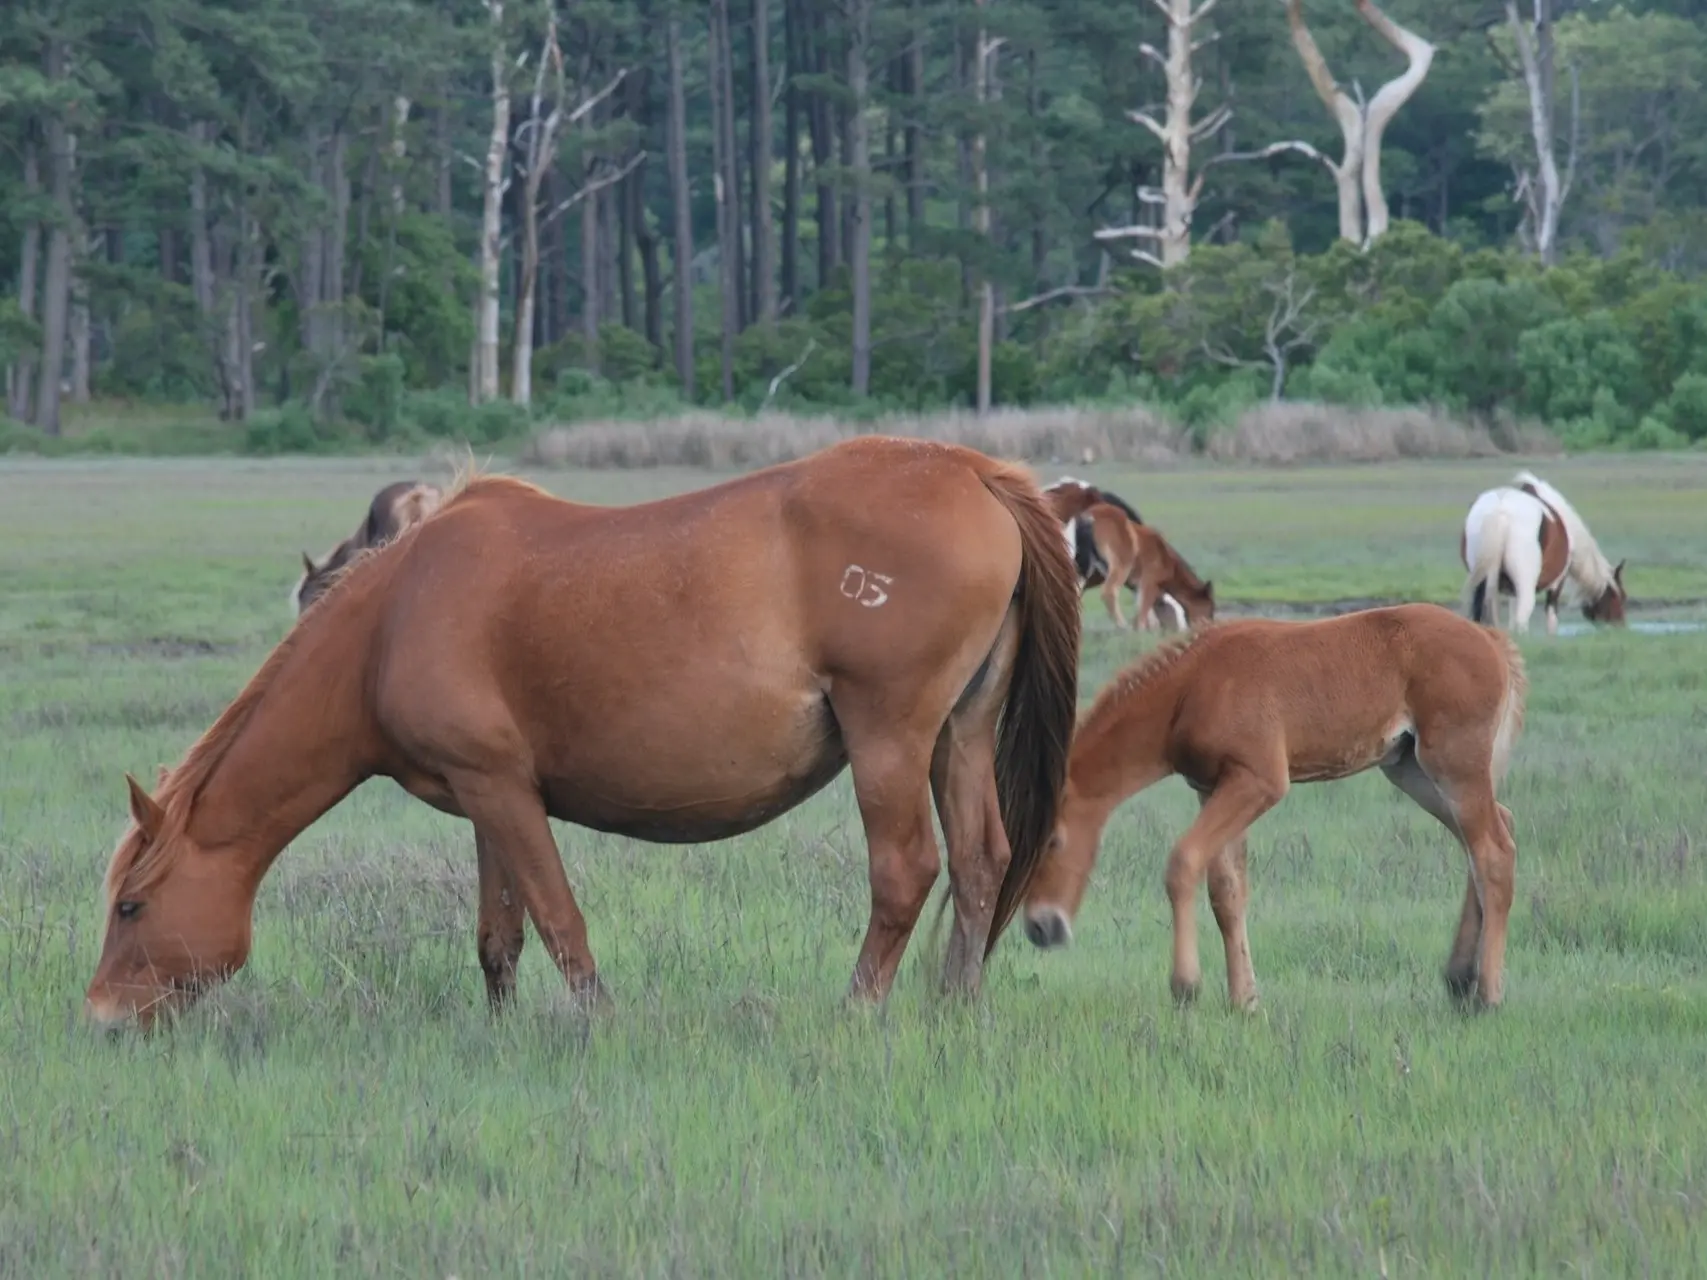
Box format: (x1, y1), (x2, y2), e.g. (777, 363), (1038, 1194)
(1544, 588), (1561, 636)
(1165, 770), (1283, 1004)
(475, 828), (527, 1012)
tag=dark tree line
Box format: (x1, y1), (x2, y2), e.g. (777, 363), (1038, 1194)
(2, 0), (1704, 437)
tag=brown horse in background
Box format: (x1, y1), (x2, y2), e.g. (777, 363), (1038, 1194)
(1022, 604), (1527, 1011)
(86, 437), (1081, 1030)
(1042, 479), (1212, 631)
(294, 480), (443, 614)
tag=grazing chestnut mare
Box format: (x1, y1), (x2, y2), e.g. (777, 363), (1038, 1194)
(85, 437), (1081, 1030)
(1021, 604), (1527, 1010)
(1460, 470), (1626, 635)
(294, 480), (443, 614)
(1042, 478), (1207, 631)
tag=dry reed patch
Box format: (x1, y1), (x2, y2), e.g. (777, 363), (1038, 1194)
(1207, 402), (1560, 464)
(524, 405), (1191, 470)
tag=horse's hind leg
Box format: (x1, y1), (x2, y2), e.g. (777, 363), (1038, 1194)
(836, 704), (943, 1003)
(475, 829), (527, 1011)
(1166, 769), (1284, 1004)
(1382, 744), (1517, 1007)
(929, 715), (1009, 998)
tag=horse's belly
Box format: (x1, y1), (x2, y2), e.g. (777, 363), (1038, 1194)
(535, 690), (848, 844)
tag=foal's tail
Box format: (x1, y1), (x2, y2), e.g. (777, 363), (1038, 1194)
(977, 463), (1084, 958)
(1465, 507), (1511, 626)
(1490, 630), (1528, 788)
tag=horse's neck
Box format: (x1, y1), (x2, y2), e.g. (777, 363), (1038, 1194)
(1072, 665), (1182, 809)
(183, 619), (376, 874)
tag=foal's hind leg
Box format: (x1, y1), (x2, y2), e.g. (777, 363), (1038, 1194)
(1383, 747), (1517, 1007)
(475, 829), (527, 1011)
(1166, 769), (1285, 1004)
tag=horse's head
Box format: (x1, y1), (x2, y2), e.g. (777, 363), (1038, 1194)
(1582, 560), (1627, 626)
(84, 774), (256, 1032)
(294, 542), (357, 615)
(1182, 579), (1216, 626)
(1021, 782), (1104, 951)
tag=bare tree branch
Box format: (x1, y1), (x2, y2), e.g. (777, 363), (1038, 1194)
(764, 337), (817, 405)
(1002, 285), (1115, 314)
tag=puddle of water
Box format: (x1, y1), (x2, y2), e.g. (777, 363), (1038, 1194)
(1555, 620), (1706, 637)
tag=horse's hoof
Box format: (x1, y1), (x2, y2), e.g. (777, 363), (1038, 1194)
(1443, 967), (1478, 1002)
(1170, 975), (1201, 1006)
(1023, 908), (1073, 950)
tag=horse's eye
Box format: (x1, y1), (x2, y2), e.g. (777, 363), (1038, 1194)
(115, 901), (143, 921)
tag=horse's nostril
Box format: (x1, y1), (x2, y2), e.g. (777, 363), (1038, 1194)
(1025, 910), (1071, 950)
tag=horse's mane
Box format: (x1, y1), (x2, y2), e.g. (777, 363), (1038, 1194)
(1163, 538), (1208, 592)
(105, 462), (530, 904)
(1077, 624), (1219, 736)
(1511, 470), (1618, 596)
(1097, 489), (1144, 525)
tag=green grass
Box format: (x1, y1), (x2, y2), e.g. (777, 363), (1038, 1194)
(2, 452), (1706, 1277)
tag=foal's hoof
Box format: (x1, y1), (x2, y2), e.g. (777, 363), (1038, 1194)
(1170, 975), (1201, 1007)
(1443, 967), (1479, 1003)
(1230, 991), (1261, 1016)
(1023, 908), (1073, 950)
(558, 974), (614, 1017)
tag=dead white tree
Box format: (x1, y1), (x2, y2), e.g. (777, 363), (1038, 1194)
(508, 3), (628, 408)
(1097, 0), (1329, 270)
(1282, 0), (1435, 246)
(1202, 267), (1325, 400)
(472, 0), (512, 405)
(1504, 0), (1577, 266)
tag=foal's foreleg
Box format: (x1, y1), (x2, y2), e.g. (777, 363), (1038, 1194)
(475, 829), (527, 1011)
(1166, 771), (1284, 1005)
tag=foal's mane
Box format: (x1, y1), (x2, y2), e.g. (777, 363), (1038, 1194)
(1511, 470), (1618, 597)
(105, 461), (523, 904)
(1077, 624), (1218, 736)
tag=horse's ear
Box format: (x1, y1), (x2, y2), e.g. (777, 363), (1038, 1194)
(125, 772), (165, 840)
(301, 551), (317, 576)
(156, 763), (171, 788)
(1204, 580), (1215, 599)
(1614, 559), (1626, 588)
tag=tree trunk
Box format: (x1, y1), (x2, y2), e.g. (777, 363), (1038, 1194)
(618, 169), (636, 331)
(713, 0), (746, 334)
(972, 7), (994, 415)
(8, 135), (41, 422)
(1284, 0), (1434, 247)
(906, 1), (926, 247)
(473, 0), (510, 404)
(808, 12), (839, 285)
(665, 18), (695, 396)
(709, 0), (738, 400)
(69, 225), (91, 404)
(751, 0), (776, 324)
(781, 0), (801, 312)
(581, 173), (600, 373)
(848, 0), (872, 397)
(34, 39), (73, 437)
(1506, 0), (1566, 265)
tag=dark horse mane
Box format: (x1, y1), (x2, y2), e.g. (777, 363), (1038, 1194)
(1097, 490), (1144, 525)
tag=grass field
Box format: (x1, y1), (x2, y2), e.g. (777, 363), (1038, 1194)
(3, 451), (1707, 1277)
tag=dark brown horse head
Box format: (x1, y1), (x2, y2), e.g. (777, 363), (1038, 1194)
(294, 540), (360, 614)
(1582, 560), (1628, 625)
(84, 774), (258, 1031)
(1042, 477), (1103, 522)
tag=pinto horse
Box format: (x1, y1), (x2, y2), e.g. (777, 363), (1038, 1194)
(85, 438), (1082, 1030)
(1021, 604), (1527, 1010)
(1460, 470), (1625, 634)
(1042, 479), (1208, 631)
(294, 480), (444, 614)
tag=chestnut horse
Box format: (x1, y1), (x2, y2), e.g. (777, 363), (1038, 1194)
(294, 480), (444, 614)
(1021, 604), (1527, 1010)
(1043, 479), (1209, 631)
(85, 437), (1081, 1029)
(1460, 470), (1625, 635)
